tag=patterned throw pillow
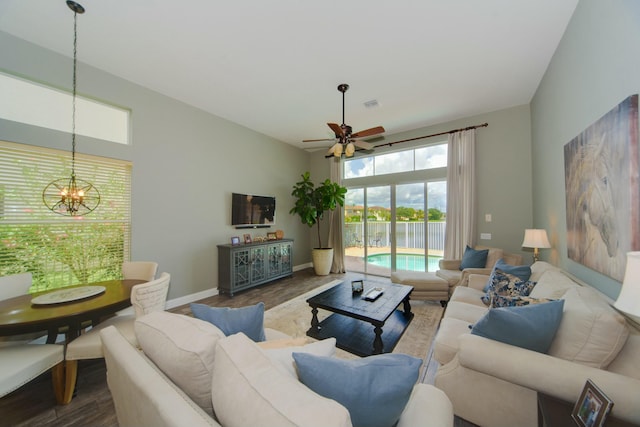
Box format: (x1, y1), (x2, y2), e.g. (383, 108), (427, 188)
(481, 269), (537, 305)
(490, 294), (555, 308)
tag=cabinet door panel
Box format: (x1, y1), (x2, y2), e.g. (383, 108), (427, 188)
(232, 249), (251, 288)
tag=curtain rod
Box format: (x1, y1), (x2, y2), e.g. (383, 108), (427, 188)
(375, 122), (488, 149)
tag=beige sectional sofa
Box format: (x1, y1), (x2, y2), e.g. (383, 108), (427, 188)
(100, 311), (454, 427)
(433, 261), (640, 427)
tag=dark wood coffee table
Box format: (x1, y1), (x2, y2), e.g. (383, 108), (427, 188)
(306, 281), (414, 356)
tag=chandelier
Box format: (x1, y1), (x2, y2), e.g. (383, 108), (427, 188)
(43, 1), (100, 216)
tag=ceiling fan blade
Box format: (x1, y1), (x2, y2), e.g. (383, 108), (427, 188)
(303, 138), (335, 143)
(353, 140), (374, 150)
(327, 123), (345, 137)
(351, 126), (385, 139)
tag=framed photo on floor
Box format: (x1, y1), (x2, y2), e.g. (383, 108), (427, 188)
(571, 379), (613, 427)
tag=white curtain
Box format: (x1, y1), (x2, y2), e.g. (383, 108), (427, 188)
(444, 129), (477, 259)
(328, 157), (346, 273)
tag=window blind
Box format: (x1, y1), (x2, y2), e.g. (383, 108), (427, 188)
(0, 140), (132, 292)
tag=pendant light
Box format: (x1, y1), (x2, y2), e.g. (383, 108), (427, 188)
(43, 0), (100, 216)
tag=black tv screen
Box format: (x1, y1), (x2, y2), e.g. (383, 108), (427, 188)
(231, 193), (276, 228)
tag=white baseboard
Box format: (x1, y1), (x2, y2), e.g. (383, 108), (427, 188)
(159, 262), (309, 310)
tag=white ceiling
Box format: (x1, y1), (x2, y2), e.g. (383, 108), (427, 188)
(0, 0), (578, 152)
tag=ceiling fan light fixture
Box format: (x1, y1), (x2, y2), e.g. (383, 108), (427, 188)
(345, 142), (355, 157)
(333, 144), (343, 157)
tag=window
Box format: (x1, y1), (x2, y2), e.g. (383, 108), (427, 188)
(343, 142), (448, 275)
(0, 72), (130, 145)
(344, 142), (447, 178)
(0, 141), (132, 292)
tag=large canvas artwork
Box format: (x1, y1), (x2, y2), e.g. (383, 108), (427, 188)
(564, 94), (639, 281)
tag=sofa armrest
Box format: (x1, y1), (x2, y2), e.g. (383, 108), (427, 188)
(456, 334), (640, 424)
(397, 384), (453, 427)
(458, 268), (492, 287)
(439, 259), (461, 270)
(467, 274), (490, 291)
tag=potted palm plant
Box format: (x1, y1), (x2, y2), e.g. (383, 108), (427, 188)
(290, 171), (347, 275)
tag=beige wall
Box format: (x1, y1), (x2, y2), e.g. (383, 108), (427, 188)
(530, 0), (640, 298)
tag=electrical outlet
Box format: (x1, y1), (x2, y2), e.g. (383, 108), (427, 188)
(480, 233), (492, 240)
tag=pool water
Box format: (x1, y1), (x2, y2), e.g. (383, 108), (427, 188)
(366, 253), (441, 272)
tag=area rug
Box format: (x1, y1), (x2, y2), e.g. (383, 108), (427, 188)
(263, 279), (445, 377)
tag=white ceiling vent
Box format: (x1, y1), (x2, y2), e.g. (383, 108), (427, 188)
(364, 99), (380, 109)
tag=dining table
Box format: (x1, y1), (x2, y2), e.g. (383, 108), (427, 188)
(0, 279), (146, 344)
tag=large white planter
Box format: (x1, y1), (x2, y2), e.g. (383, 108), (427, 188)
(312, 248), (334, 276)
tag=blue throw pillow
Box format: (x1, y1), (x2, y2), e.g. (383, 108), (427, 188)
(483, 259), (532, 292)
(471, 299), (564, 353)
(190, 302), (266, 342)
(460, 245), (489, 270)
(292, 352), (421, 427)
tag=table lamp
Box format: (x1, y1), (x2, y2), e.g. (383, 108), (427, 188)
(614, 252), (640, 320)
(522, 229), (551, 262)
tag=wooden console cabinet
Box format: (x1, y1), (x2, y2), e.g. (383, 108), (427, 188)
(217, 239), (293, 296)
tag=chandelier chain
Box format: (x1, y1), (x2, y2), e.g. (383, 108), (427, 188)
(71, 7), (78, 176)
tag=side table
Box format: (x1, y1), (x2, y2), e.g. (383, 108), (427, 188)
(538, 393), (638, 427)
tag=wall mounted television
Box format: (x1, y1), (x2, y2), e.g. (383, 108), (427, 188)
(231, 192), (276, 229)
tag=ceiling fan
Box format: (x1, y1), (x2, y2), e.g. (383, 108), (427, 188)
(303, 84), (385, 158)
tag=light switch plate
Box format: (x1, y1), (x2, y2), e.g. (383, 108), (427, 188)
(485, 214), (492, 222)
(480, 233), (492, 240)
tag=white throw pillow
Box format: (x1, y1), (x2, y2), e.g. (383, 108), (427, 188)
(135, 311), (225, 416)
(529, 269), (578, 299)
(260, 337), (337, 378)
(211, 333), (351, 427)
(548, 287), (629, 368)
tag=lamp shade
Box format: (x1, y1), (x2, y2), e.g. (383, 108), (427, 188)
(521, 229), (551, 249)
(614, 252), (640, 317)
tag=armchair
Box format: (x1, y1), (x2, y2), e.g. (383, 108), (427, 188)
(436, 246), (523, 289)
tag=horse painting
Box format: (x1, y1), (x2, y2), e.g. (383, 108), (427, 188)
(564, 94), (639, 281)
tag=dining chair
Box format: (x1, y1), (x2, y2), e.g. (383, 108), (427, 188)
(0, 343), (65, 403)
(122, 261), (158, 282)
(0, 273), (48, 346)
(62, 272), (171, 404)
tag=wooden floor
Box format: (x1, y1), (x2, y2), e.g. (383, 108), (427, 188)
(0, 268), (477, 427)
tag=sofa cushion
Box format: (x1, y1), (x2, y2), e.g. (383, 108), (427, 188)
(449, 286), (486, 307)
(481, 269), (537, 305)
(293, 352), (421, 427)
(470, 300), (564, 353)
(460, 246), (489, 270)
(211, 333), (351, 427)
(190, 302), (266, 342)
(548, 287), (629, 368)
(260, 338), (337, 378)
(484, 247), (504, 270)
(135, 311), (226, 416)
(483, 259), (532, 292)
(529, 269), (578, 299)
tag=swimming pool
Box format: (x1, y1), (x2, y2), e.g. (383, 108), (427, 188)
(366, 253), (441, 272)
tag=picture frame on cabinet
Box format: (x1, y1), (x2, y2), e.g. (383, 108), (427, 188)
(243, 233), (252, 244)
(231, 236), (240, 246)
